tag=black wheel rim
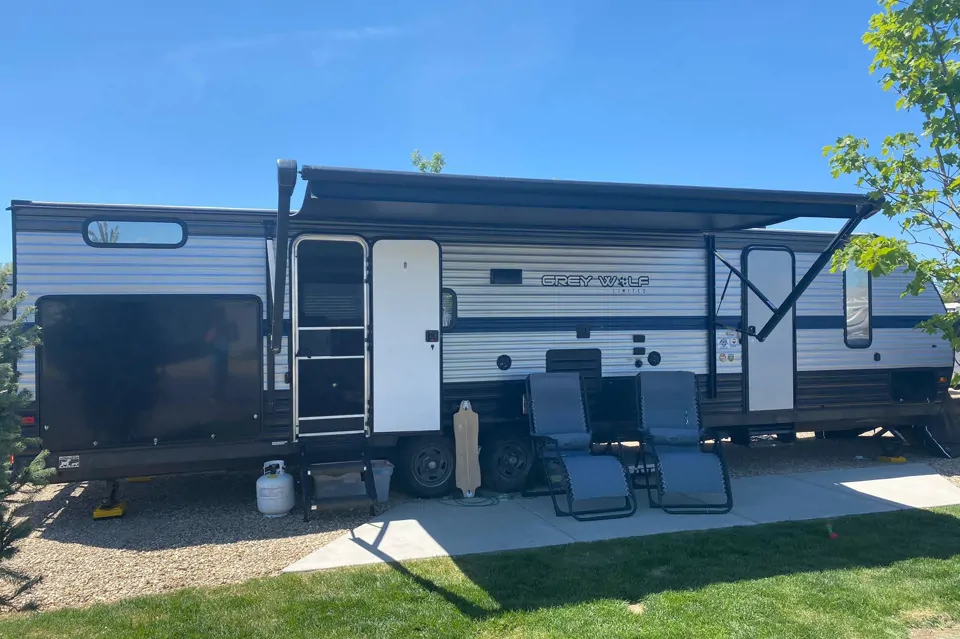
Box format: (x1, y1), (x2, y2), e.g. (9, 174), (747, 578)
(495, 441), (529, 480)
(412, 444), (453, 487)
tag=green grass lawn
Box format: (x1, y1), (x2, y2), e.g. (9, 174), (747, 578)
(5, 507), (960, 639)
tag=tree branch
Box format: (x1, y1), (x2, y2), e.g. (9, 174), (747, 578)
(928, 18), (960, 144)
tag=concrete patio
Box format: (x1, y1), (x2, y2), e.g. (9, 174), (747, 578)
(284, 462), (960, 573)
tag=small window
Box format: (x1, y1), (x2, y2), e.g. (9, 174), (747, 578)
(844, 264), (872, 348)
(490, 268), (522, 285)
(442, 288), (457, 331)
(83, 219), (186, 248)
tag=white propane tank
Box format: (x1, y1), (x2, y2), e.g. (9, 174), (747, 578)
(257, 460), (295, 517)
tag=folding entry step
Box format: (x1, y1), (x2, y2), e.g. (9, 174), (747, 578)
(300, 458), (377, 521)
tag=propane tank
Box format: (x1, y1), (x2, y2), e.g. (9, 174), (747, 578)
(257, 460), (294, 517)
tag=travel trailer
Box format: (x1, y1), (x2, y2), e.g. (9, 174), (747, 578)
(10, 162), (954, 499)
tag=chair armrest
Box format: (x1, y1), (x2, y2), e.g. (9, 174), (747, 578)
(532, 435), (562, 458)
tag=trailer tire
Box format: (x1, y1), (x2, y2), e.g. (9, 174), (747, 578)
(480, 431), (532, 493)
(398, 435), (455, 498)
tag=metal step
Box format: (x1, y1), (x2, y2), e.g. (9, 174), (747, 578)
(301, 457), (377, 521)
(308, 460), (366, 475)
(307, 495), (374, 513)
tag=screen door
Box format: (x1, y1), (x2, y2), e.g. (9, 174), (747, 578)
(743, 247), (795, 412)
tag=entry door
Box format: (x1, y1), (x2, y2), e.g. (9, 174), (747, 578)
(372, 239), (441, 433)
(743, 248), (795, 412)
(292, 236), (368, 438)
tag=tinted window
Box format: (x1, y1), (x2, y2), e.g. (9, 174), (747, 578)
(37, 295), (262, 450)
(442, 288), (457, 331)
(296, 240), (365, 328)
(84, 220), (185, 248)
(844, 265), (872, 348)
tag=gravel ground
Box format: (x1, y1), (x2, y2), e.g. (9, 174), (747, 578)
(4, 472), (381, 613)
(3, 433), (958, 614)
(722, 432), (960, 487)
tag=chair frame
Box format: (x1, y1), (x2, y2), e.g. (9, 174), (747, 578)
(526, 373), (637, 522)
(634, 373), (733, 515)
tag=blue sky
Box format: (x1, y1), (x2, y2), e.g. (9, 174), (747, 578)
(0, 1), (916, 264)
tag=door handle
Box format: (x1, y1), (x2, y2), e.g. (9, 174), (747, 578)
(425, 330), (439, 343)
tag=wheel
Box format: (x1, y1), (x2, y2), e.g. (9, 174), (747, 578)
(398, 434), (455, 498)
(480, 431), (533, 493)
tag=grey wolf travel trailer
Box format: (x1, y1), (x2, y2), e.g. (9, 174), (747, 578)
(10, 162), (953, 498)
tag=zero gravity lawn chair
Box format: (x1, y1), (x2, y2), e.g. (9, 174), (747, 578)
(635, 370), (733, 514)
(526, 372), (636, 521)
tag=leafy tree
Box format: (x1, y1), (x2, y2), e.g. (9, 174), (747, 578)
(825, 0), (960, 353)
(89, 221), (120, 244)
(0, 265), (50, 610)
(411, 149), (446, 174)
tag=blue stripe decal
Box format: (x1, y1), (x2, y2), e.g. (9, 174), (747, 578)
(795, 316), (841, 330)
(871, 316), (931, 329)
(455, 316), (712, 332)
(449, 315), (932, 333)
(23, 315), (931, 336)
(794, 316), (929, 330)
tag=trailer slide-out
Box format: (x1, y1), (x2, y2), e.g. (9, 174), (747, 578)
(10, 162), (953, 497)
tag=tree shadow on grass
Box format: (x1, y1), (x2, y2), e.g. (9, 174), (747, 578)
(359, 504), (960, 620)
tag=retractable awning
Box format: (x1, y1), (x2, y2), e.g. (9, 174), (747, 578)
(296, 165), (873, 232)
(269, 161), (881, 353)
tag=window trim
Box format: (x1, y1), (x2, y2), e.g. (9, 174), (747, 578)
(82, 216), (188, 249)
(441, 287), (457, 332)
(843, 265), (873, 349)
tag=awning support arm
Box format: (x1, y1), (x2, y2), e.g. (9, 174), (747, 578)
(271, 159), (298, 354)
(715, 202), (877, 342)
(714, 251), (778, 314)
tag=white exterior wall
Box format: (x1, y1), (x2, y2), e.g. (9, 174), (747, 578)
(793, 253), (950, 371)
(441, 243), (710, 382)
(14, 232), (952, 397)
(441, 243), (952, 385)
(794, 254), (945, 317)
(445, 244), (707, 318)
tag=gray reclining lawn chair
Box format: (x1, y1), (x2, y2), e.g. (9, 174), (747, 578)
(526, 372), (636, 521)
(635, 371), (733, 514)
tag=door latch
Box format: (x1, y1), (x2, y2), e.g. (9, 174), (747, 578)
(425, 330), (439, 343)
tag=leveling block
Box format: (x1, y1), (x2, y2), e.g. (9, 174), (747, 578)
(92, 480), (127, 519)
(92, 502), (127, 519)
